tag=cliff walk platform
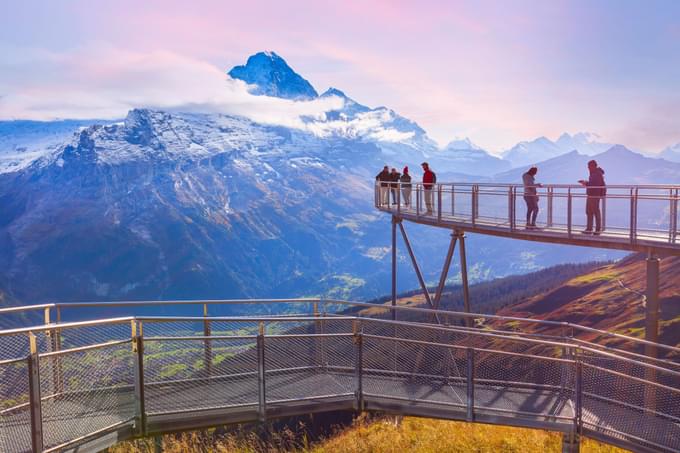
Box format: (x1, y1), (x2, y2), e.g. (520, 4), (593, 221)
(1, 300), (679, 453)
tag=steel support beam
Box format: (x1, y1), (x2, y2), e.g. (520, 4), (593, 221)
(398, 220), (434, 309)
(644, 251), (660, 413)
(458, 230), (472, 327)
(353, 320), (364, 412)
(132, 321), (146, 437)
(203, 304), (212, 378)
(28, 333), (43, 453)
(433, 233), (457, 310)
(644, 252), (660, 350)
(257, 322), (266, 422)
(391, 216), (398, 321)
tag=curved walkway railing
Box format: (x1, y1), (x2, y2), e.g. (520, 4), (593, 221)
(1, 300), (680, 453)
(375, 182), (680, 254)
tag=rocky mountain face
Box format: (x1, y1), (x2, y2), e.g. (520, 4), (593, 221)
(0, 119), (106, 173)
(228, 51), (318, 100)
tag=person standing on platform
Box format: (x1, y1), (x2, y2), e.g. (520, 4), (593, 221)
(522, 166), (542, 229)
(375, 165), (390, 206)
(578, 159), (606, 235)
(389, 167), (401, 205)
(400, 166), (412, 207)
(421, 162), (436, 215)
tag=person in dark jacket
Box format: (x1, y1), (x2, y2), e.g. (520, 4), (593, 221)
(578, 160), (606, 235)
(400, 166), (412, 207)
(421, 162), (436, 214)
(375, 166), (390, 206)
(522, 166), (542, 228)
(389, 167), (401, 205)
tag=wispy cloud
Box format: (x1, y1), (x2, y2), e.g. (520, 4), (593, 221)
(0, 45), (344, 128)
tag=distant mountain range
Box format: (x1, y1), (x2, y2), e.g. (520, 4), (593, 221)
(1, 51), (678, 307)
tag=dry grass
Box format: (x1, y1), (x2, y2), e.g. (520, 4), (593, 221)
(111, 415), (629, 453)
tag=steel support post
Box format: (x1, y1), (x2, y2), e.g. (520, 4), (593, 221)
(644, 252), (660, 413)
(508, 187), (514, 230)
(566, 348), (582, 453)
(644, 252), (660, 350)
(55, 307), (63, 395)
(466, 348), (475, 422)
(391, 216), (398, 321)
(313, 302), (322, 370)
(132, 321), (146, 437)
(154, 436), (163, 453)
(28, 333), (43, 453)
(567, 189), (573, 238)
(437, 185), (442, 222)
(398, 221), (433, 309)
(433, 233), (457, 310)
(630, 188), (638, 243)
(45, 307), (63, 397)
(673, 189), (679, 243)
(601, 194), (607, 232)
(257, 322), (266, 422)
(562, 433), (580, 453)
(353, 320), (364, 412)
(547, 187), (554, 228)
(458, 231), (472, 327)
(203, 304), (212, 378)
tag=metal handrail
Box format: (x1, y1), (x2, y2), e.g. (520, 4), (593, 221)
(3, 298), (680, 359)
(2, 311), (680, 453)
(375, 181), (680, 253)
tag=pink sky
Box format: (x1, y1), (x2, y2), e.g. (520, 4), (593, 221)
(1, 0), (680, 152)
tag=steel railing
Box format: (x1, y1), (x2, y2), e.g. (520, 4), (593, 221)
(375, 182), (680, 249)
(1, 302), (680, 453)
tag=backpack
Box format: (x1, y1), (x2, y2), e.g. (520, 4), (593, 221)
(431, 171), (437, 184)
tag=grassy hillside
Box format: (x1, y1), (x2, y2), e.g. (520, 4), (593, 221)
(495, 254), (680, 348)
(112, 416), (629, 452)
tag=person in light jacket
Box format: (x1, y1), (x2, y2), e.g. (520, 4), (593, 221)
(389, 167), (401, 205)
(522, 166), (542, 229)
(400, 166), (412, 207)
(375, 166), (390, 206)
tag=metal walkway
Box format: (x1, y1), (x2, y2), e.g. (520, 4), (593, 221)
(375, 183), (680, 254)
(1, 300), (680, 453)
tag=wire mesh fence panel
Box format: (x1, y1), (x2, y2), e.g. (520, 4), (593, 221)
(142, 320), (204, 338)
(39, 342), (135, 451)
(0, 359), (31, 453)
(264, 334), (355, 403)
(144, 337), (258, 415)
(0, 334), (30, 361)
(58, 322), (132, 351)
(474, 346), (574, 419)
(581, 360), (680, 452)
(361, 335), (467, 408)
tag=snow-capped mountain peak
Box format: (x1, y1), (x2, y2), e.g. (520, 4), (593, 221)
(227, 51), (318, 100)
(443, 137), (482, 151)
(660, 143), (680, 163)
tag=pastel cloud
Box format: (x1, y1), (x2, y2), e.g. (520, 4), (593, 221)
(1, 0), (680, 152)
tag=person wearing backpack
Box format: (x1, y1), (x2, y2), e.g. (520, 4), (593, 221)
(421, 162), (436, 215)
(400, 166), (412, 207)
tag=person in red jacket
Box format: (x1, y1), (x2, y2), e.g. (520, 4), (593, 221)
(421, 162), (436, 215)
